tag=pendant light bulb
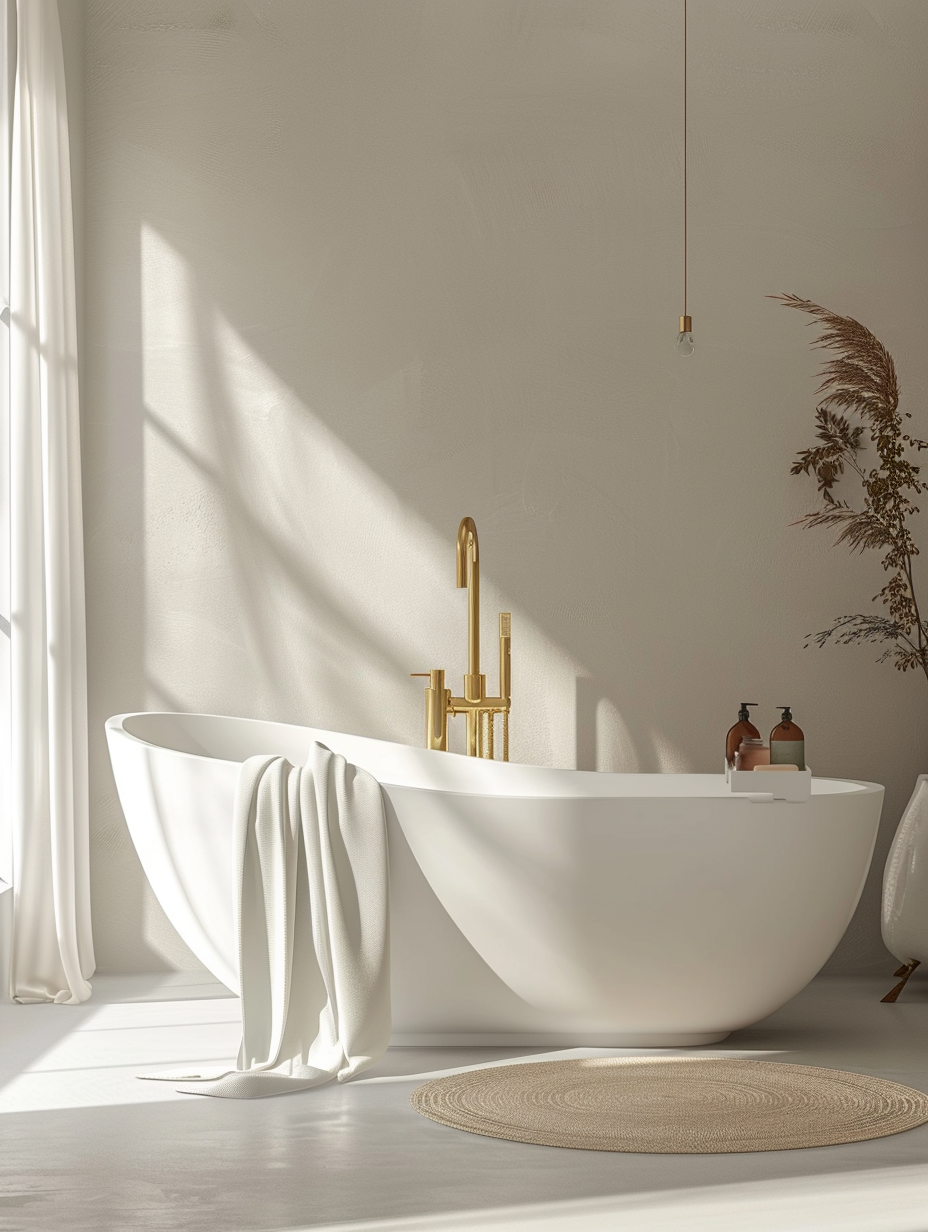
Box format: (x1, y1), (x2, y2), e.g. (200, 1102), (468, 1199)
(676, 315), (694, 356)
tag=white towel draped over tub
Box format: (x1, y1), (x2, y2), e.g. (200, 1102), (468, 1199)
(142, 745), (390, 1098)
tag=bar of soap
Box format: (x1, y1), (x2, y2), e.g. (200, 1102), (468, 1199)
(754, 764), (798, 772)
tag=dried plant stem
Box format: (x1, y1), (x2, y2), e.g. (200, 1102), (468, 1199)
(774, 293), (928, 683)
(903, 557), (928, 685)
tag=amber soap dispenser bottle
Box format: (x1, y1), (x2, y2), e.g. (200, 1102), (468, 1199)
(726, 703), (760, 770)
(770, 707), (805, 770)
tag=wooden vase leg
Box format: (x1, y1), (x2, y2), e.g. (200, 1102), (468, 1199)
(881, 959), (921, 1003)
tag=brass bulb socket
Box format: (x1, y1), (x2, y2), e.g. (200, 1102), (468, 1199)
(679, 315), (692, 333)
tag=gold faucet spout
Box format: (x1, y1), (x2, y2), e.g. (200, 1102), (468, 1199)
(455, 517), (478, 587)
(456, 517), (480, 698)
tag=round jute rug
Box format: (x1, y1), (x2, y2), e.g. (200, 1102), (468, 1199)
(410, 1057), (928, 1153)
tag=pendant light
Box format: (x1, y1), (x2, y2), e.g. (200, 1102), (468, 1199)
(676, 0), (694, 355)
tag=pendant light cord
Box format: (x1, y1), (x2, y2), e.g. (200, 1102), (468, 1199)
(683, 0), (688, 318)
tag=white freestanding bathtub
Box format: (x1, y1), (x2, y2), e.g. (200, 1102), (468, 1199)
(105, 712), (883, 1047)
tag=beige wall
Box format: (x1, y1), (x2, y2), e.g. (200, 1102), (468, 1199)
(80, 1), (928, 973)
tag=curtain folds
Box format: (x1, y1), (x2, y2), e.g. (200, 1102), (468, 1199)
(9, 0), (93, 1003)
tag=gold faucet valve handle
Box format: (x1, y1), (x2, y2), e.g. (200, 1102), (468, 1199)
(411, 669), (446, 690)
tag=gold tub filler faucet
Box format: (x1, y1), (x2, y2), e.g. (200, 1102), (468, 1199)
(411, 517), (511, 759)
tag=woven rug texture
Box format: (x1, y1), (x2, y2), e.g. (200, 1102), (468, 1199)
(410, 1057), (928, 1154)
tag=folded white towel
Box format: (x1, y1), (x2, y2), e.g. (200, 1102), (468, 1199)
(141, 743), (390, 1098)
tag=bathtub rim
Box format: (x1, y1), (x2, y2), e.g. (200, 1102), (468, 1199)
(105, 711), (883, 803)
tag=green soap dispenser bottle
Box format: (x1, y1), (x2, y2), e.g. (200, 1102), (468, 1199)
(726, 703), (760, 770)
(770, 707), (805, 770)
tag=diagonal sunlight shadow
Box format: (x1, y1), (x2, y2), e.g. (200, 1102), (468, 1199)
(0, 974), (239, 1110)
(0, 992), (242, 1112)
(127, 8), (707, 777)
(143, 406), (413, 692)
(139, 224), (586, 765)
(0, 999), (104, 1102)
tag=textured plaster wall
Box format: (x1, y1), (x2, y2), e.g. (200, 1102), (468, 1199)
(81, 1), (928, 973)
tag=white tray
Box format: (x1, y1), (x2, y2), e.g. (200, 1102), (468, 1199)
(727, 765), (811, 803)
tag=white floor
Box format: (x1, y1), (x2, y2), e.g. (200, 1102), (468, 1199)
(1, 973), (928, 1232)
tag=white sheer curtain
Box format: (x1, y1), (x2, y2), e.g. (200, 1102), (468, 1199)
(8, 0), (93, 1003)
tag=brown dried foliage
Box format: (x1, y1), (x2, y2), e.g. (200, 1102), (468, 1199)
(774, 294), (928, 681)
